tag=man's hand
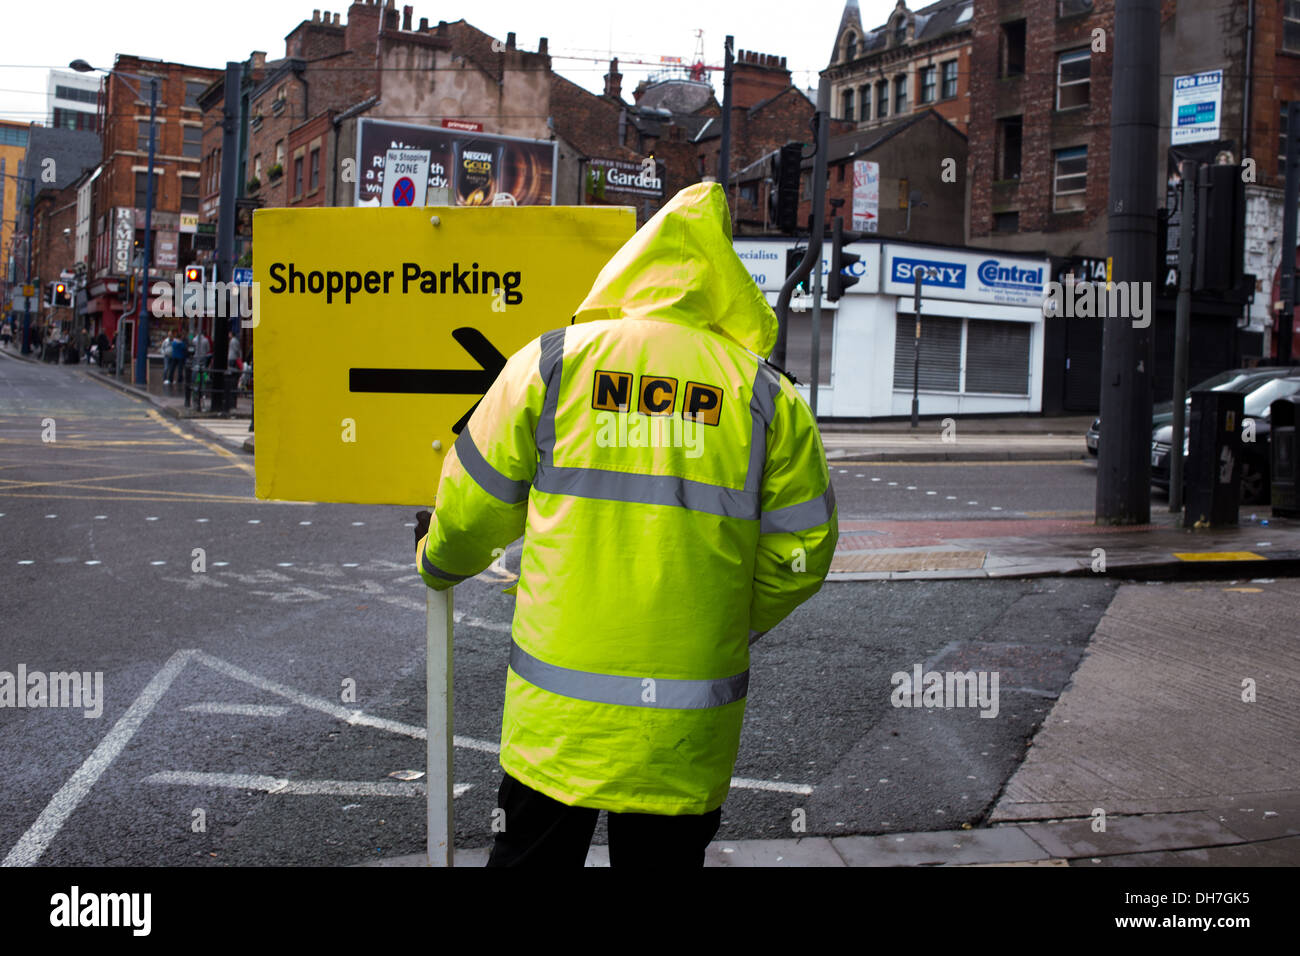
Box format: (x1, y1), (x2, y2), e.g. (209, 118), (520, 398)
(414, 510), (432, 549)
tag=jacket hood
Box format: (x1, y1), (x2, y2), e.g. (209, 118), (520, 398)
(572, 182), (778, 357)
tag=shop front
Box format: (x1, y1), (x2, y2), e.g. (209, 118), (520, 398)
(734, 238), (1049, 419)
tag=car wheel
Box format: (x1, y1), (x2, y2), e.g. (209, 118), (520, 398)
(1240, 458), (1267, 505)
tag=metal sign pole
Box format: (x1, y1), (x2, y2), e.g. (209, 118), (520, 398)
(426, 587), (454, 866)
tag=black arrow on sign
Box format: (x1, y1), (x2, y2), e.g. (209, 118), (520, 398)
(349, 327), (507, 434)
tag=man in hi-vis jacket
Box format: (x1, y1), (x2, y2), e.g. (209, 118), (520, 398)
(416, 182), (837, 866)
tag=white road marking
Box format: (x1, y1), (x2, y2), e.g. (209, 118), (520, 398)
(351, 521), (365, 526)
(277, 562), (294, 567)
(191, 650), (498, 753)
(248, 519), (260, 524)
(17, 560), (33, 565)
(299, 521), (312, 526)
(143, 770), (472, 799)
(146, 516), (159, 521)
(2, 649), (195, 867)
(183, 703), (289, 717)
(84, 560), (101, 566)
(44, 514), (56, 518)
(213, 561), (229, 567)
(94, 515), (106, 520)
(729, 777), (814, 795)
(197, 518), (209, 523)
(150, 560), (166, 566)
(342, 562), (359, 568)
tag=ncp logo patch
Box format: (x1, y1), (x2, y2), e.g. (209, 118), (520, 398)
(682, 382), (723, 426)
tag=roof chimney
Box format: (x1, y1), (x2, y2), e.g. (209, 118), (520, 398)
(605, 57), (623, 99)
(538, 37), (548, 55)
(419, 16), (428, 30)
(506, 31), (516, 50)
(333, 12), (340, 23)
(312, 9), (320, 21)
(402, 5), (412, 30)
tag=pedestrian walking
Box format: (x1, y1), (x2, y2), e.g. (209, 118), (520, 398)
(414, 182), (838, 867)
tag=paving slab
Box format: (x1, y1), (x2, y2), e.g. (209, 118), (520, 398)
(1015, 812), (1247, 859)
(992, 580), (1300, 821)
(705, 837), (845, 867)
(1068, 836), (1300, 866)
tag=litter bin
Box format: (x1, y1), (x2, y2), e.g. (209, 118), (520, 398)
(1183, 388), (1245, 529)
(1271, 394), (1300, 518)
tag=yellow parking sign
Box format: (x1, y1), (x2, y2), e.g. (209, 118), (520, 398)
(253, 205), (634, 505)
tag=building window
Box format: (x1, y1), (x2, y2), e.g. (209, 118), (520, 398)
(1057, 49), (1091, 110)
(1288, 2), (1300, 53)
(859, 85), (871, 121)
(894, 19), (908, 46)
(920, 66), (937, 104)
(184, 81), (207, 109)
(1053, 146), (1088, 211)
(180, 176), (198, 213)
(293, 154), (304, 197)
(941, 60), (959, 99)
(136, 120), (160, 152)
(134, 171), (156, 208)
(842, 88), (855, 121)
(844, 32), (857, 61)
(275, 140), (285, 168)
(997, 116), (1023, 179)
(1000, 20), (1026, 78)
(894, 75), (908, 114)
(993, 211), (1020, 233)
(310, 146), (320, 191)
(877, 81), (889, 119)
(1058, 0), (1094, 16)
(739, 181), (757, 203)
(0, 125), (27, 147)
(253, 153), (262, 181)
(182, 125), (202, 160)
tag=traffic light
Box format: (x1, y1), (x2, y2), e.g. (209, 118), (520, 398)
(1192, 163), (1245, 294)
(827, 216), (862, 301)
(770, 142), (803, 235)
(184, 265), (204, 285)
(47, 281), (71, 308)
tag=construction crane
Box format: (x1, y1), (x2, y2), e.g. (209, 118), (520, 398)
(549, 30), (720, 82)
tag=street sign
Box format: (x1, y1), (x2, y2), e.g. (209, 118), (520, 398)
(252, 205), (634, 505)
(381, 149), (431, 207)
(233, 267), (253, 286)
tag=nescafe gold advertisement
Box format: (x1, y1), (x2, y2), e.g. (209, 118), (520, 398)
(356, 119), (556, 206)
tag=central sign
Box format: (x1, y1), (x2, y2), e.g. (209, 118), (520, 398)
(253, 205), (634, 505)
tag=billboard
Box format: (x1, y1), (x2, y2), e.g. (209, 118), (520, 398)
(852, 160), (879, 233)
(356, 118), (557, 207)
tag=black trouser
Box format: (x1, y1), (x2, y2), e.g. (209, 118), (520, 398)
(485, 773), (722, 868)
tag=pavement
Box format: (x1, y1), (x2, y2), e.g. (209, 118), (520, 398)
(7, 344), (1298, 868)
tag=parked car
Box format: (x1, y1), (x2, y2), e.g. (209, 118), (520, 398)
(1150, 375), (1300, 504)
(1087, 366), (1298, 457)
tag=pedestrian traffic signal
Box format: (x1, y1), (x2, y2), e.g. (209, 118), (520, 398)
(770, 142), (803, 235)
(827, 216), (861, 301)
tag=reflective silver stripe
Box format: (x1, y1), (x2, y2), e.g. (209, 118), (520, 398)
(745, 362), (781, 493)
(454, 430), (530, 504)
(759, 483), (836, 534)
(510, 641), (748, 710)
(534, 462), (759, 520)
(535, 328), (566, 461)
(421, 548), (469, 583)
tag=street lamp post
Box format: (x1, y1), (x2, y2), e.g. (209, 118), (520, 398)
(71, 59), (158, 386)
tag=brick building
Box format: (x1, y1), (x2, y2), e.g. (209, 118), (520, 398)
(29, 181), (80, 345)
(86, 54), (222, 345)
(824, 0), (974, 135)
(1, 120), (31, 314)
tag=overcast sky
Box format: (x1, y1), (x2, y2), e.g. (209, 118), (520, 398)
(0, 0), (900, 124)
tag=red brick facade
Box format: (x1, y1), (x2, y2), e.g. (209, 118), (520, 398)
(967, 0), (1112, 257)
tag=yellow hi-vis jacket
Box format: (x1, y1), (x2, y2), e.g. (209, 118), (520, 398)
(418, 182), (838, 814)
